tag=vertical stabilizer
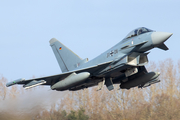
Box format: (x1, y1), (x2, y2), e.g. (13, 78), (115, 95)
(49, 38), (82, 72)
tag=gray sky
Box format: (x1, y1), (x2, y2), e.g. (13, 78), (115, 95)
(0, 0), (179, 81)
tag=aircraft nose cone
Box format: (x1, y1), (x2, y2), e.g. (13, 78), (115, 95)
(151, 32), (173, 46)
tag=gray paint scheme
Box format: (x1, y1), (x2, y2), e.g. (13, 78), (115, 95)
(50, 39), (83, 72)
(6, 27), (173, 91)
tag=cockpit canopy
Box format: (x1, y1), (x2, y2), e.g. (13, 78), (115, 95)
(125, 27), (154, 39)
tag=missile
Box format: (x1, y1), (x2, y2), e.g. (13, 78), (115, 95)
(23, 80), (46, 89)
(120, 72), (160, 89)
(6, 78), (25, 87)
(51, 72), (90, 91)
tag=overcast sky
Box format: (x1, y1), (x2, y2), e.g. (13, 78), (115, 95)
(0, 0), (179, 81)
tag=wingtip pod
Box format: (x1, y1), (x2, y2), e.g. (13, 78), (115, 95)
(6, 78), (25, 87)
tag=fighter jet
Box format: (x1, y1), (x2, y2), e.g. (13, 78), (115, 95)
(6, 27), (173, 91)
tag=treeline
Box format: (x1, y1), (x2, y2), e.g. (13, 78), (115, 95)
(36, 108), (89, 120)
(1, 59), (180, 120)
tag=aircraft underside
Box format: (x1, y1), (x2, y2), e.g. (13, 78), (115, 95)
(68, 65), (160, 91)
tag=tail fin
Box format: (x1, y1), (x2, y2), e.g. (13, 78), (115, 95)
(49, 38), (83, 72)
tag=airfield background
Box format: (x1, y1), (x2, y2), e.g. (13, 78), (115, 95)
(0, 0), (179, 120)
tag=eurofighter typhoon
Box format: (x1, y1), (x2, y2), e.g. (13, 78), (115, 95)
(6, 27), (173, 91)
